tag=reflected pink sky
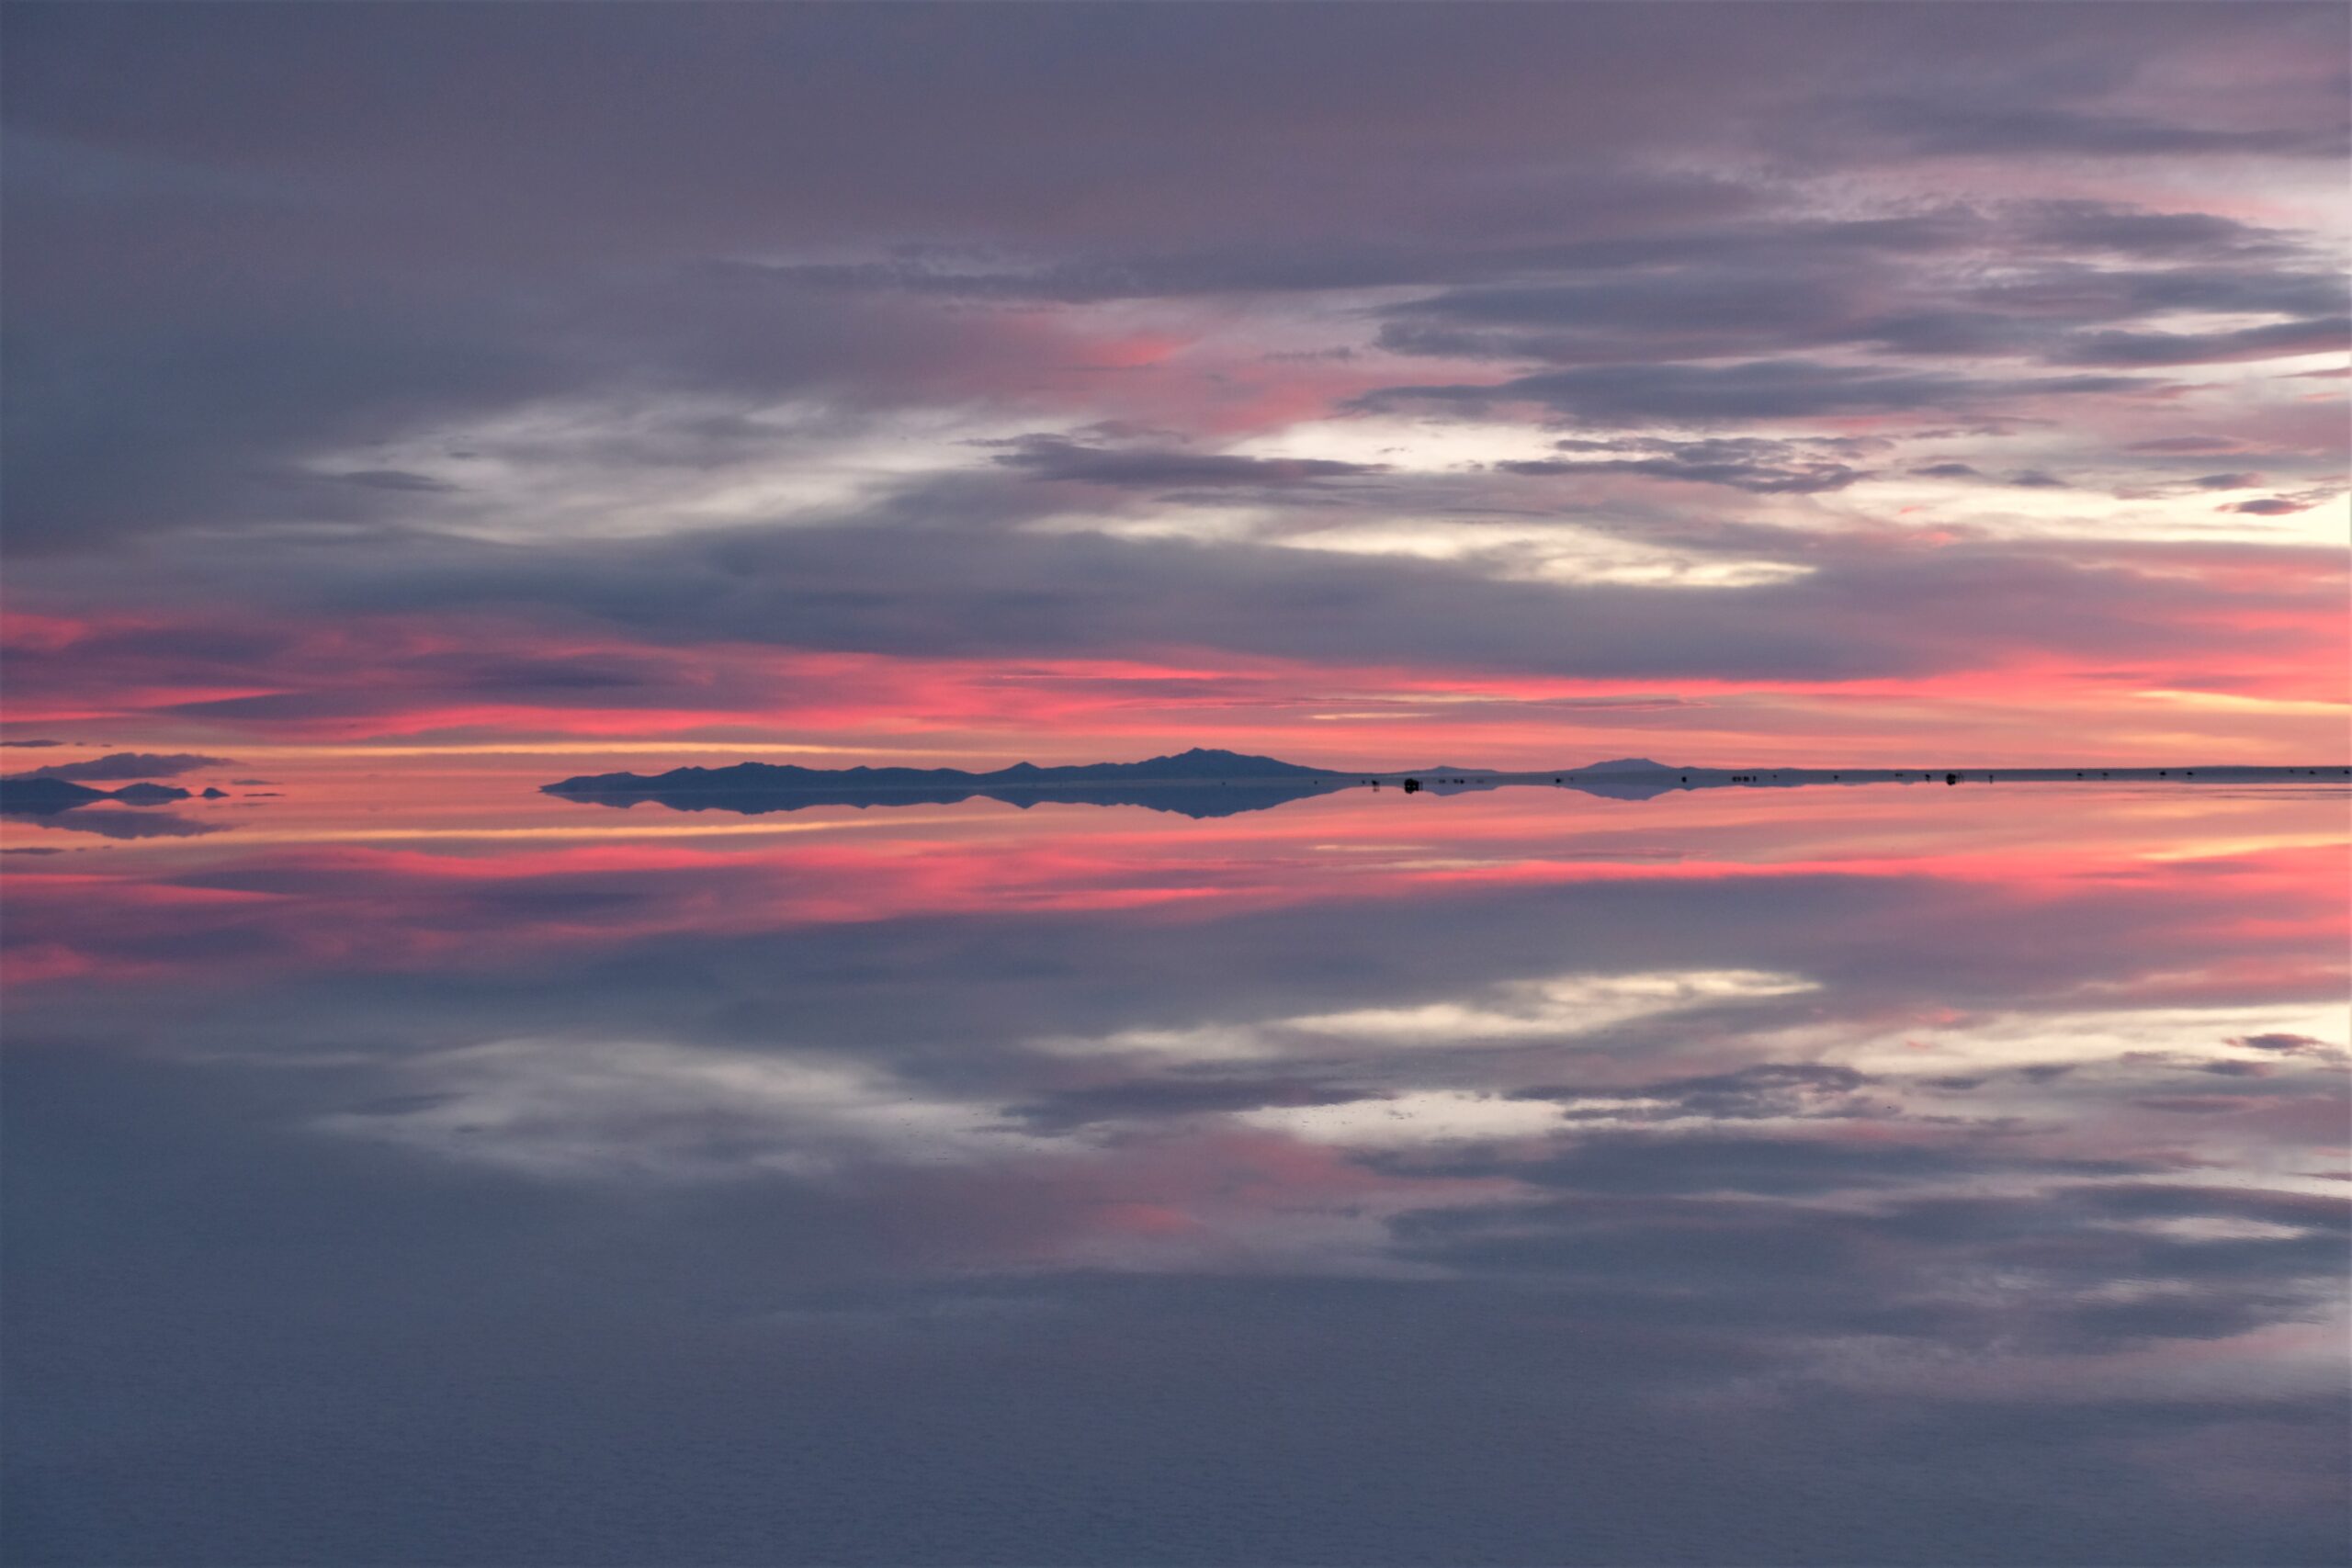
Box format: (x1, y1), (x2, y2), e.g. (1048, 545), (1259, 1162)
(6, 770), (2346, 1562)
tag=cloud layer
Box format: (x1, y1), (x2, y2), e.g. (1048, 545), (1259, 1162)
(3, 5), (2346, 758)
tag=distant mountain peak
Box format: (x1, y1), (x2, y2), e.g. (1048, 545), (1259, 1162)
(1579, 757), (1676, 773)
(1152, 747), (1270, 765)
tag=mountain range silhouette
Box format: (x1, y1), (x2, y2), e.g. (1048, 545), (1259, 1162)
(545, 752), (2346, 819)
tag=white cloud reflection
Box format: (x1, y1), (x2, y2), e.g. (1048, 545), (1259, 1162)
(320, 1036), (1064, 1181)
(1046, 968), (1817, 1063)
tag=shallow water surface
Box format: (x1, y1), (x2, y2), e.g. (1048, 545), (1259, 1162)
(6, 778), (2346, 1564)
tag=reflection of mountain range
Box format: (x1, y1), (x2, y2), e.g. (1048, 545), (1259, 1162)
(11, 807), (223, 840)
(545, 751), (2352, 820)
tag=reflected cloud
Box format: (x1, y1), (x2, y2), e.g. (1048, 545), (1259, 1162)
(1288, 969), (1815, 1044)
(319, 1035), (1068, 1181)
(1046, 969), (1816, 1063)
(6, 779), (2345, 1564)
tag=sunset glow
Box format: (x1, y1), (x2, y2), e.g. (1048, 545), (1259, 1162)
(5, 7), (2346, 1565)
(4, 6), (2346, 772)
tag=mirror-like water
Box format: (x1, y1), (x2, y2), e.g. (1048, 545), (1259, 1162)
(6, 778), (2346, 1565)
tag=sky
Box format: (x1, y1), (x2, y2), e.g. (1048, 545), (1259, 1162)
(4, 3), (2347, 768)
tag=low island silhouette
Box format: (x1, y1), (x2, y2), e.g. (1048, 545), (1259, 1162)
(0, 776), (195, 814)
(543, 748), (2350, 819)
